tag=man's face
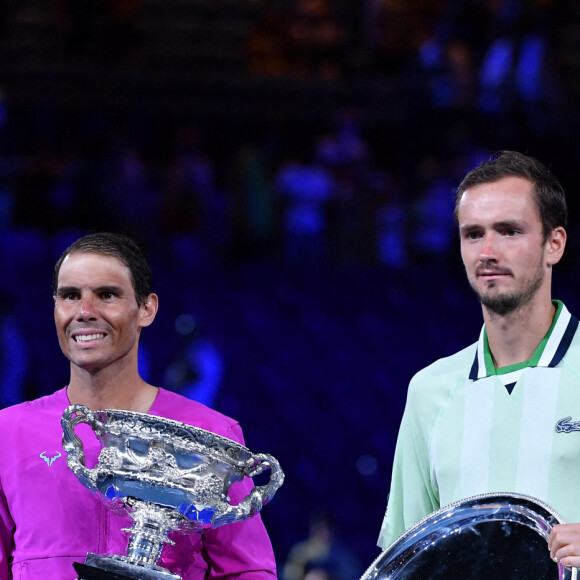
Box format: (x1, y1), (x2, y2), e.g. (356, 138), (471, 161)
(457, 176), (552, 316)
(54, 252), (156, 374)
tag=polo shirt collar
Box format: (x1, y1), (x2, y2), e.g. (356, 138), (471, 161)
(469, 301), (579, 381)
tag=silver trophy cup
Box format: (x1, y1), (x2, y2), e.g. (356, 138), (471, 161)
(61, 404), (284, 580)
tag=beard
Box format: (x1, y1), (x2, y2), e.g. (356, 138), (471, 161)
(470, 267), (544, 316)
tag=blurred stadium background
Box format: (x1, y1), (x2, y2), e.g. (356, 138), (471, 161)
(0, 0), (580, 576)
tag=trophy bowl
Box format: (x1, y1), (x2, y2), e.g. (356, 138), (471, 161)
(362, 492), (576, 580)
(61, 404), (284, 580)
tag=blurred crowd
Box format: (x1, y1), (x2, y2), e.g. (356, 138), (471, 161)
(0, 103), (467, 269)
(0, 0), (573, 273)
(248, 0), (567, 112)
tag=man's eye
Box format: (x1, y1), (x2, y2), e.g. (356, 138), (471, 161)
(505, 230), (518, 237)
(101, 292), (114, 300)
(65, 292), (79, 300)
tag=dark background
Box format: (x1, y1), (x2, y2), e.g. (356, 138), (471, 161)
(1, 0), (580, 576)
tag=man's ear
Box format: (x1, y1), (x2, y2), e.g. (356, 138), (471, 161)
(138, 293), (159, 328)
(546, 226), (566, 266)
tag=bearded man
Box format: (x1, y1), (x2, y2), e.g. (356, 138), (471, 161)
(377, 151), (580, 570)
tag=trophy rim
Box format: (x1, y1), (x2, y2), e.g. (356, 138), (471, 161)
(74, 405), (252, 455)
(361, 491), (575, 580)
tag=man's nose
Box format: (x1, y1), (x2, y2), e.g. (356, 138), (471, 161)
(479, 234), (497, 262)
(76, 296), (97, 320)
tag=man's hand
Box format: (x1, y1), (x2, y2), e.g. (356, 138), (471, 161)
(549, 523), (580, 569)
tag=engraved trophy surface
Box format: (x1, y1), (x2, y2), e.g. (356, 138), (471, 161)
(62, 404), (284, 580)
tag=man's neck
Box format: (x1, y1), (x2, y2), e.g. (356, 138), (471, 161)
(483, 297), (557, 369)
(67, 366), (158, 413)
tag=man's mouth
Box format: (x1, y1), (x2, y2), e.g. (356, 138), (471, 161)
(476, 269), (511, 278)
(74, 333), (106, 343)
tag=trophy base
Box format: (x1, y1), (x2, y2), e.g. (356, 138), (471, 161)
(74, 562), (138, 580)
(74, 553), (181, 580)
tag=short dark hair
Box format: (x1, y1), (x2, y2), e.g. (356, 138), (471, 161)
(455, 150), (567, 242)
(53, 232), (152, 306)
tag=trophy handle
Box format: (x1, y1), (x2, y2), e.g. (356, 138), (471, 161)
(247, 453), (284, 507)
(218, 453), (284, 524)
(61, 404), (100, 491)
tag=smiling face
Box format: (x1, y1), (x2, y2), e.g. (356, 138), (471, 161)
(54, 252), (157, 375)
(457, 176), (565, 316)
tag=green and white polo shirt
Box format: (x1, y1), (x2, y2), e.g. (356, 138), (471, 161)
(378, 301), (580, 550)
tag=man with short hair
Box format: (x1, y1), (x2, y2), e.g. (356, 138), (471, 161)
(0, 232), (277, 579)
(377, 151), (580, 569)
